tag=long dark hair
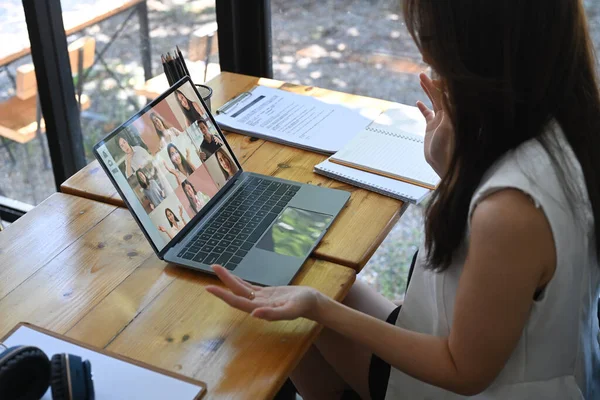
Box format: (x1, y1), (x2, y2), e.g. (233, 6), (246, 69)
(216, 148), (237, 180)
(150, 112), (170, 139)
(182, 180), (200, 214)
(404, 0), (600, 270)
(164, 208), (179, 227)
(136, 169), (149, 189)
(166, 143), (194, 175)
(175, 89), (203, 125)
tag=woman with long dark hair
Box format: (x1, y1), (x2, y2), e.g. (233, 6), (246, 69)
(162, 143), (197, 186)
(206, 1), (600, 398)
(158, 206), (186, 240)
(175, 89), (207, 127)
(136, 169), (165, 210)
(149, 112), (182, 148)
(215, 148), (238, 181)
(182, 179), (211, 215)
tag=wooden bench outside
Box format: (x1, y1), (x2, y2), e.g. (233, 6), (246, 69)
(0, 37), (95, 144)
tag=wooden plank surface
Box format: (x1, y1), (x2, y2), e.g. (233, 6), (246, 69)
(0, 0), (144, 67)
(0, 193), (355, 399)
(61, 72), (406, 270)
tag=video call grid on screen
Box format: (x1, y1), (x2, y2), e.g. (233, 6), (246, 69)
(95, 80), (241, 252)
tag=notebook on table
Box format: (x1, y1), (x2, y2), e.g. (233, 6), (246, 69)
(314, 159), (431, 204)
(329, 104), (440, 190)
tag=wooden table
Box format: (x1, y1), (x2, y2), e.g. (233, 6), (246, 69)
(61, 72), (407, 271)
(0, 193), (355, 399)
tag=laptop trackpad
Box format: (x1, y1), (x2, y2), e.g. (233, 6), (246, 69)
(256, 207), (333, 258)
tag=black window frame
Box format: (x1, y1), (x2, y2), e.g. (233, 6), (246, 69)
(18, 0), (272, 210)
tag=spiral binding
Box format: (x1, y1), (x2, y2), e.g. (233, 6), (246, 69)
(315, 166), (413, 201)
(365, 126), (423, 142)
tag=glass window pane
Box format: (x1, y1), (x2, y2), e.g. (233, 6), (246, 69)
(0, 0), (219, 207)
(0, 1), (56, 206)
(272, 1), (424, 105)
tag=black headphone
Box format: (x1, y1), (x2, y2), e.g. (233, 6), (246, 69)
(0, 344), (94, 400)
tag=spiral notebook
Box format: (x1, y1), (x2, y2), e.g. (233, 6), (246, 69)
(329, 105), (440, 190)
(314, 159), (431, 204)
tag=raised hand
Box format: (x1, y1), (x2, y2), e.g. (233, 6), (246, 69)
(199, 151), (208, 162)
(186, 148), (191, 161)
(158, 226), (166, 233)
(206, 265), (321, 321)
(179, 205), (184, 218)
(416, 73), (454, 178)
(163, 160), (176, 175)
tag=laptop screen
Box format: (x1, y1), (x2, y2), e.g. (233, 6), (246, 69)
(94, 78), (241, 253)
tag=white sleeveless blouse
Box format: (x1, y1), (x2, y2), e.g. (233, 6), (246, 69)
(386, 126), (600, 399)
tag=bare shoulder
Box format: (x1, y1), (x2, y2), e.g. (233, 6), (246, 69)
(470, 188), (556, 286)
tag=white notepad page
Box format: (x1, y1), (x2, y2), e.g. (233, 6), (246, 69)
(331, 104), (439, 188)
(4, 326), (204, 400)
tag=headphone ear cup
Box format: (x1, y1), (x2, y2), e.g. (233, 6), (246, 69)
(50, 354), (94, 400)
(50, 354), (69, 400)
(0, 346), (50, 400)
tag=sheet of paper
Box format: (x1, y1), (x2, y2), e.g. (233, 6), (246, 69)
(4, 326), (204, 400)
(214, 86), (372, 153)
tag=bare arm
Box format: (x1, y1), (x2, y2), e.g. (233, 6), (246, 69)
(208, 189), (555, 395)
(313, 190), (555, 395)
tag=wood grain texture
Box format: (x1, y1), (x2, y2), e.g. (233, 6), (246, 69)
(60, 72), (406, 270)
(0, 193), (116, 300)
(0, 195), (355, 399)
(0, 206), (154, 339)
(103, 258), (354, 400)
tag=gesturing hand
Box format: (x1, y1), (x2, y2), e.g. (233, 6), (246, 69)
(206, 265), (322, 321)
(416, 73), (454, 178)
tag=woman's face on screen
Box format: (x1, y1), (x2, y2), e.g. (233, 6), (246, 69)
(177, 92), (189, 109)
(184, 183), (195, 198)
(119, 138), (132, 154)
(152, 115), (165, 130)
(217, 151), (232, 172)
(169, 147), (181, 165)
(166, 209), (175, 224)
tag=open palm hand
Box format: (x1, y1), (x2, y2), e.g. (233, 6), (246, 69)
(416, 73), (454, 178)
(206, 265), (321, 321)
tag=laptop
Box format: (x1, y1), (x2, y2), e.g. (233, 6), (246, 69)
(93, 77), (350, 286)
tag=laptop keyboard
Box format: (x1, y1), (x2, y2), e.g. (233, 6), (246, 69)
(178, 177), (300, 270)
